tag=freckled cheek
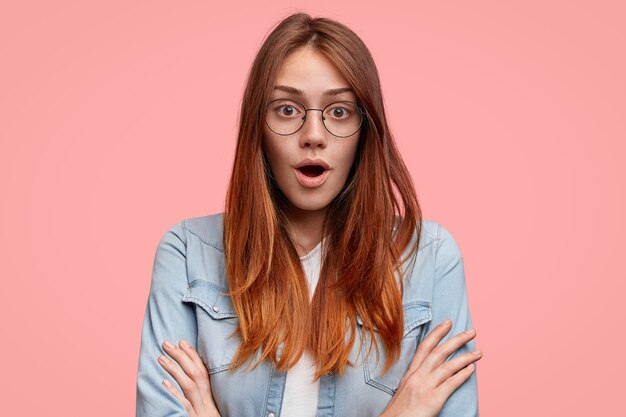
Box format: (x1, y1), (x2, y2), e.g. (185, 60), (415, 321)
(262, 140), (288, 172)
(334, 145), (359, 175)
(264, 151), (297, 187)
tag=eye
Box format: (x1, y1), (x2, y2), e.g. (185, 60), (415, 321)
(271, 100), (303, 118)
(279, 105), (297, 117)
(325, 104), (352, 119)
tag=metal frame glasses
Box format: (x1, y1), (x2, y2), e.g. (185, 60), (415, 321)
(265, 98), (367, 138)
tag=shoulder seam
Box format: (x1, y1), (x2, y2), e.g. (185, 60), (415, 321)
(181, 219), (189, 247)
(185, 226), (224, 253)
(177, 219), (191, 288)
(420, 240), (436, 252)
(434, 222), (442, 267)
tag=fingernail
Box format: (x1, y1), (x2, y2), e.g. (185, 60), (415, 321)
(472, 350), (482, 356)
(441, 320), (451, 327)
(158, 355), (170, 364)
(180, 339), (189, 348)
(162, 379), (172, 387)
(464, 328), (475, 335)
(164, 340), (175, 349)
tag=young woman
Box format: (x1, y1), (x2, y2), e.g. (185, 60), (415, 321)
(136, 13), (482, 417)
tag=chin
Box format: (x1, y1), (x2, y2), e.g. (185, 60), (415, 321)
(285, 193), (335, 212)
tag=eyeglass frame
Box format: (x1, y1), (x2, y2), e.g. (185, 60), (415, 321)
(264, 98), (368, 138)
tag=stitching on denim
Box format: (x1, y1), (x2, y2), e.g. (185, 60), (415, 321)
(364, 359), (395, 396)
(435, 222), (442, 258)
(360, 325), (372, 388)
(403, 302), (432, 334)
(360, 324), (395, 396)
(356, 302), (431, 328)
(188, 278), (229, 294)
(261, 363), (274, 417)
(401, 239), (434, 287)
(416, 223), (443, 345)
(404, 317), (432, 335)
(364, 337), (416, 396)
(209, 363), (233, 374)
(180, 220), (192, 289)
(185, 227), (224, 253)
(362, 308), (430, 395)
(330, 366), (337, 417)
(182, 219), (189, 247)
(275, 363), (287, 417)
(182, 295), (238, 319)
(403, 300), (432, 308)
(418, 239), (435, 252)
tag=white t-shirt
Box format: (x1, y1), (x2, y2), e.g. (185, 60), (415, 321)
(280, 239), (324, 416)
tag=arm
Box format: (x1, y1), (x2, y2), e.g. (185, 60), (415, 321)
(420, 223), (479, 417)
(136, 220), (197, 417)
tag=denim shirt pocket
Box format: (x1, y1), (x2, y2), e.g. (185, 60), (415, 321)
(182, 279), (242, 374)
(356, 301), (432, 396)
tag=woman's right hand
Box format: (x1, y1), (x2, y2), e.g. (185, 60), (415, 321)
(380, 320), (482, 417)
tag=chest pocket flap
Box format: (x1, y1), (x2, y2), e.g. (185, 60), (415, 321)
(182, 279), (238, 320)
(356, 302), (432, 338)
(181, 279), (241, 373)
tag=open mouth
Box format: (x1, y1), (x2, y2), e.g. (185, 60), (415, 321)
(297, 165), (326, 177)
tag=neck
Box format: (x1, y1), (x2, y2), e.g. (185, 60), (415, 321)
(283, 204), (328, 257)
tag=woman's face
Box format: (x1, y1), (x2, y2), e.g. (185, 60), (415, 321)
(262, 47), (361, 216)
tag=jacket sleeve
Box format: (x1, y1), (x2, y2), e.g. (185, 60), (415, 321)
(136, 220), (197, 417)
(422, 223), (480, 417)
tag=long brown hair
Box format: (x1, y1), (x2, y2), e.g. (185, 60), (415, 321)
(223, 12), (423, 381)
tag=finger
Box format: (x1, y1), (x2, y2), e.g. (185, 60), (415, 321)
(178, 340), (210, 380)
(159, 344), (204, 407)
(423, 328), (477, 370)
(431, 349), (483, 389)
(179, 339), (219, 415)
(163, 340), (208, 387)
(434, 361), (478, 400)
(407, 319), (452, 374)
(158, 353), (195, 392)
(159, 350), (220, 417)
(162, 378), (198, 417)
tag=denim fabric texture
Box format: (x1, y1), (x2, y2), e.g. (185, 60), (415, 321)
(136, 212), (479, 417)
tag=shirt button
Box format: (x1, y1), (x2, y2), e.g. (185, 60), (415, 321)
(267, 413), (275, 417)
(212, 305), (220, 313)
(325, 371), (333, 376)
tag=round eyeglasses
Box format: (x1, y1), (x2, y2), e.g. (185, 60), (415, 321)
(265, 98), (366, 138)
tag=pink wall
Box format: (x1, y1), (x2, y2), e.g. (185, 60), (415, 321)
(1, 1), (624, 415)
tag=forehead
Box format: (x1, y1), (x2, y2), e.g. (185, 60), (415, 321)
(272, 47), (355, 100)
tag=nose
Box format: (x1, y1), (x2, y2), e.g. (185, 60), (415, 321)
(298, 109), (327, 148)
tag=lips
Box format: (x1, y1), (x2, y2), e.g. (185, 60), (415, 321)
(294, 168), (330, 188)
(295, 158), (331, 170)
(293, 158), (331, 188)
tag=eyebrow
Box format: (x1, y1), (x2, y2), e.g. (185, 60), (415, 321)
(273, 85), (354, 96)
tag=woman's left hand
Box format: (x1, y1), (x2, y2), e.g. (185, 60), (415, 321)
(158, 339), (221, 417)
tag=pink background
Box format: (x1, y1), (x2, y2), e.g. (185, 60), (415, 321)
(1, 1), (624, 416)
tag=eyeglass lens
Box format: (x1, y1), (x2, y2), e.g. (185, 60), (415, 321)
(266, 99), (362, 137)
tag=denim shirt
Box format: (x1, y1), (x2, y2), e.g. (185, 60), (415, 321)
(136, 213), (479, 417)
